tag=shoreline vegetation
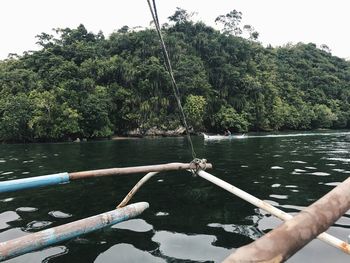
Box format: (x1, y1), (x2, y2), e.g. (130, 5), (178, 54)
(3, 127), (347, 144)
(1, 8), (350, 143)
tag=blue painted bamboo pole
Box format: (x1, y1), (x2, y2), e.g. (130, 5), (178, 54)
(0, 202), (149, 261)
(0, 173), (69, 194)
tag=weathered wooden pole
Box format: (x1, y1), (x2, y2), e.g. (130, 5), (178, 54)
(117, 172), (159, 208)
(196, 170), (350, 255)
(0, 202), (149, 261)
(115, 160), (211, 208)
(223, 177), (350, 262)
(69, 162), (211, 179)
(0, 162), (212, 193)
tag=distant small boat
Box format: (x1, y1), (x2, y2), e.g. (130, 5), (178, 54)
(202, 133), (246, 140)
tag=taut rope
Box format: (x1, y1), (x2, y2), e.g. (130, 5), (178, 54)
(146, 0), (197, 160)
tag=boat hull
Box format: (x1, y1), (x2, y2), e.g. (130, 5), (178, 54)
(202, 133), (246, 140)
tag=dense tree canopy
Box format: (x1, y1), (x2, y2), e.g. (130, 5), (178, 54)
(0, 9), (350, 142)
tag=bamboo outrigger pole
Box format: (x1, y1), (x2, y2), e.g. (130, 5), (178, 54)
(0, 202), (149, 261)
(223, 176), (350, 262)
(196, 170), (350, 255)
(117, 172), (159, 208)
(0, 162), (212, 194)
(112, 167), (350, 255)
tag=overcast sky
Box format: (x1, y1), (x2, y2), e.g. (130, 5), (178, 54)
(1, 0), (349, 60)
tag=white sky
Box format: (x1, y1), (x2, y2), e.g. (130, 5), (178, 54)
(1, 0), (349, 60)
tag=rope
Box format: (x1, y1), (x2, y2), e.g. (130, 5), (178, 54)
(146, 0), (197, 159)
(189, 158), (207, 176)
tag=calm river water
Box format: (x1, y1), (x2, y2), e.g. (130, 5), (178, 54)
(0, 131), (350, 262)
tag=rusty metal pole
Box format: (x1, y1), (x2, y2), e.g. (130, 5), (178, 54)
(0, 202), (149, 261)
(196, 170), (350, 254)
(223, 177), (350, 262)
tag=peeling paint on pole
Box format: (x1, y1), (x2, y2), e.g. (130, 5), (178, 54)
(0, 202), (149, 261)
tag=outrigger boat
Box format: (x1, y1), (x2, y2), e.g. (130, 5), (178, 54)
(202, 133), (246, 140)
(1, 1), (349, 261)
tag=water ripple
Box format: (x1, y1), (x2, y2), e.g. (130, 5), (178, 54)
(208, 223), (263, 240)
(48, 211), (72, 219)
(24, 221), (52, 231)
(325, 158), (350, 162)
(5, 246), (68, 263)
(271, 166), (284, 170)
(0, 211), (20, 230)
(152, 231), (230, 262)
(95, 243), (165, 263)
(305, 166), (317, 170)
(324, 182), (340, 186)
(269, 194), (288, 200)
(155, 212), (169, 217)
(16, 207), (38, 213)
(271, 184), (281, 188)
(310, 172), (330, 176)
(1, 171), (13, 175)
(288, 160), (307, 164)
(112, 219), (153, 232)
(0, 197), (14, 203)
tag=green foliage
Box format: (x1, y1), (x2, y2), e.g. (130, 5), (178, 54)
(0, 93), (33, 142)
(312, 104), (337, 128)
(79, 86), (113, 138)
(168, 7), (194, 24)
(184, 95), (207, 130)
(213, 105), (249, 132)
(0, 8), (350, 142)
(29, 90), (81, 140)
(215, 10), (243, 36)
(174, 55), (211, 96)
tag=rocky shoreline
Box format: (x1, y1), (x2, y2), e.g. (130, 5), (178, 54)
(124, 126), (188, 137)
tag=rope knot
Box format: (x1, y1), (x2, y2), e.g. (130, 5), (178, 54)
(190, 158), (207, 176)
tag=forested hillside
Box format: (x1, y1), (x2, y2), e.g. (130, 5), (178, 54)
(1, 9), (350, 142)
